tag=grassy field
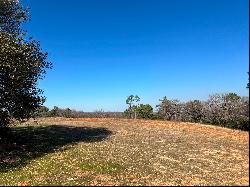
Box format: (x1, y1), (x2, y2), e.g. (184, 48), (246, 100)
(0, 117), (249, 186)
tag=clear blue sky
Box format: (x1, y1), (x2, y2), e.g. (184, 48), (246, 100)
(21, 0), (249, 112)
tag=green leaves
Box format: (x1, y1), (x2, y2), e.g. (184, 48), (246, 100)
(125, 95), (140, 119)
(0, 0), (29, 37)
(0, 0), (52, 127)
(136, 104), (153, 119)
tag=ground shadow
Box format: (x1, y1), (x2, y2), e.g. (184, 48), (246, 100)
(0, 125), (112, 172)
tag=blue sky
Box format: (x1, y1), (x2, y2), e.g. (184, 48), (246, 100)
(21, 0), (249, 112)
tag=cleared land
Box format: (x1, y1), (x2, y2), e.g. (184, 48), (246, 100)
(0, 117), (249, 186)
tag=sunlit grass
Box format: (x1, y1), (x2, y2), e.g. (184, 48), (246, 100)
(0, 118), (248, 186)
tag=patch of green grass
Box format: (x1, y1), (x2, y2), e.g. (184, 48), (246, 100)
(80, 161), (124, 174)
(0, 124), (112, 172)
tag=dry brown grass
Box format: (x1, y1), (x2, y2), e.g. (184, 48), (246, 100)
(1, 117), (249, 186)
(37, 117), (248, 144)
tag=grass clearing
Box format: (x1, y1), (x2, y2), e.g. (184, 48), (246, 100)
(0, 117), (249, 186)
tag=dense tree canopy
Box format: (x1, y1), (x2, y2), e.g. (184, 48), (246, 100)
(136, 104), (153, 119)
(0, 0), (52, 127)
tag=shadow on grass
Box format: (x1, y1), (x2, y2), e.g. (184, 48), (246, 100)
(0, 125), (112, 172)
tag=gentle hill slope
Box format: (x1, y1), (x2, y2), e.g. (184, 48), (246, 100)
(0, 118), (248, 186)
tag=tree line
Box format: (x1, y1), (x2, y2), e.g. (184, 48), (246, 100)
(35, 92), (249, 131)
(123, 93), (249, 131)
(36, 106), (124, 119)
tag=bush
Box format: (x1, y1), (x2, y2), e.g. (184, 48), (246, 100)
(136, 104), (154, 119)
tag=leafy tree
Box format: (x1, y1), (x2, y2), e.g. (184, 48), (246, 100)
(224, 93), (241, 102)
(0, 0), (28, 37)
(136, 104), (153, 119)
(125, 95), (140, 119)
(0, 0), (51, 127)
